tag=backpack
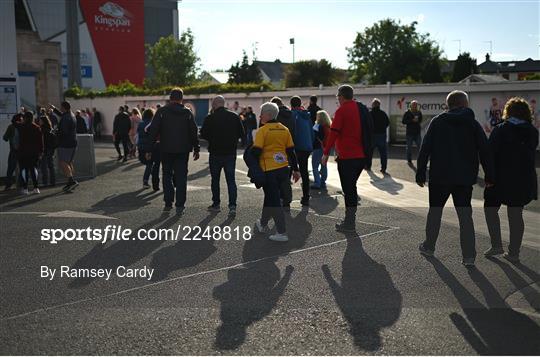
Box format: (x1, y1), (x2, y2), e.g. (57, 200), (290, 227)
(45, 129), (59, 150)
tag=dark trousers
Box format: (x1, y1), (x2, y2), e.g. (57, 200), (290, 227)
(280, 167), (293, 206)
(261, 167), (289, 234)
(371, 133), (388, 171)
(114, 134), (130, 157)
(209, 154), (237, 207)
(161, 152), (189, 208)
(296, 150), (311, 200)
(5, 149), (18, 186)
(40, 151), (55, 185)
(337, 158), (365, 207)
(406, 133), (422, 162)
(484, 192), (524, 256)
(18, 156), (39, 190)
(425, 184), (476, 259)
(140, 144), (161, 189)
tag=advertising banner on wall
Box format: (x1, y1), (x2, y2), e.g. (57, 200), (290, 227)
(80, 0), (145, 86)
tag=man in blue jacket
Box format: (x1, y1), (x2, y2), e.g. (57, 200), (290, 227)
(290, 96), (314, 206)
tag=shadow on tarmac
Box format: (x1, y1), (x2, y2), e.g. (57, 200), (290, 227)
(212, 208), (313, 350)
(322, 234), (402, 351)
(89, 188), (159, 215)
(148, 212), (219, 282)
(428, 257), (540, 355)
(68, 212), (175, 288)
(366, 170), (404, 195)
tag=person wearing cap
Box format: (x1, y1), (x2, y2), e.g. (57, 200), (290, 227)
(148, 88), (200, 215)
(322, 85), (373, 232)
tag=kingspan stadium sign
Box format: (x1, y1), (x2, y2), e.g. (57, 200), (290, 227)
(95, 2), (131, 28)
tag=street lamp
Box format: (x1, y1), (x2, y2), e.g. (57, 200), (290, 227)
(290, 37), (295, 63)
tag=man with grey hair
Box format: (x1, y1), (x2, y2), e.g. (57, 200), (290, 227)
(416, 90), (494, 267)
(250, 102), (300, 242)
(201, 95), (244, 215)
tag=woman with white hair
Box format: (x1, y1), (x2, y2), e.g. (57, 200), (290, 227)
(250, 102), (300, 242)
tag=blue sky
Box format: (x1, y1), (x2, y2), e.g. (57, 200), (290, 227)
(178, 0), (540, 71)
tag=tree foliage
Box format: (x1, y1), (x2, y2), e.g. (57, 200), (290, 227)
(285, 59), (339, 87)
(228, 51), (262, 84)
(451, 52), (478, 82)
(347, 19), (443, 84)
(146, 30), (199, 87)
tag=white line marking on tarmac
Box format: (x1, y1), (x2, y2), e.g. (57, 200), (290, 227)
(2, 226), (398, 321)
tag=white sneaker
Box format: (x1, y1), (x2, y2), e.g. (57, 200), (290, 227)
(255, 219), (270, 234)
(269, 232), (289, 242)
(21, 188), (29, 195)
(32, 188), (40, 194)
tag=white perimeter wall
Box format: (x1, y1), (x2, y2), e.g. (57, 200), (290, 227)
(67, 81), (540, 139)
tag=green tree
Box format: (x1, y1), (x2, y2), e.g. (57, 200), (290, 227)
(146, 30), (199, 87)
(347, 19), (443, 84)
(228, 51), (262, 84)
(451, 52), (478, 82)
(285, 59), (339, 87)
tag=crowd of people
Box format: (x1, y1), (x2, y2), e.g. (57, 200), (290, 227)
(3, 87), (537, 266)
(2, 101), (87, 193)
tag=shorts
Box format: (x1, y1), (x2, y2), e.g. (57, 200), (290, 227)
(57, 147), (76, 163)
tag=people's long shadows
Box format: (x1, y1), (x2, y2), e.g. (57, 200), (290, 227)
(322, 235), (402, 351)
(428, 258), (540, 354)
(2, 189), (64, 209)
(89, 188), (156, 215)
(286, 207), (312, 249)
(96, 158), (123, 176)
(213, 230), (294, 350)
(308, 190), (339, 216)
(187, 165), (210, 181)
(489, 258), (540, 312)
(149, 212), (219, 282)
(69, 212), (175, 288)
(366, 170), (404, 195)
(121, 161), (143, 172)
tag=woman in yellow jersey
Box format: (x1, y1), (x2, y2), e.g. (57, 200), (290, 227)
(250, 102), (300, 242)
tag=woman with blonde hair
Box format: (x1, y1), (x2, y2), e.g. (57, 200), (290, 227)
(484, 97), (538, 263)
(311, 110), (332, 190)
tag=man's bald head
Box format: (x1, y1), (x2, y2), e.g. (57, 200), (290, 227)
(212, 95), (225, 110)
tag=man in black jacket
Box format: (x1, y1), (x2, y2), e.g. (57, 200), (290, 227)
(201, 95), (244, 215)
(148, 88), (200, 214)
(402, 100), (423, 163)
(416, 90), (494, 266)
(307, 95), (322, 124)
(368, 98), (390, 173)
(112, 106), (131, 162)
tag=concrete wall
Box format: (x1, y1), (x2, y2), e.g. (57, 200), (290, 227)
(16, 30), (62, 108)
(67, 81), (540, 142)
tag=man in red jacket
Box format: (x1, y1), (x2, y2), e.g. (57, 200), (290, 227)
(322, 85), (373, 232)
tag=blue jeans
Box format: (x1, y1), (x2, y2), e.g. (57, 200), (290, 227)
(406, 133), (422, 162)
(141, 144), (161, 189)
(373, 134), (388, 171)
(209, 154), (237, 207)
(261, 167), (289, 234)
(161, 152), (189, 208)
(311, 148), (327, 187)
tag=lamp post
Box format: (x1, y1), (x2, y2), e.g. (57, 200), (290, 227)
(290, 38), (295, 63)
